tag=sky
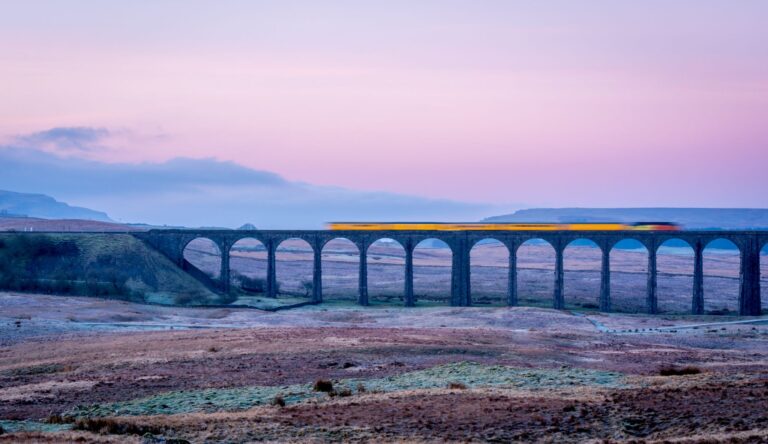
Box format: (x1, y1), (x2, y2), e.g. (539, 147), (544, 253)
(1, 1), (767, 221)
(0, 143), (496, 227)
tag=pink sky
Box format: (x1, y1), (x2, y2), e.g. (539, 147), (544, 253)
(1, 1), (767, 207)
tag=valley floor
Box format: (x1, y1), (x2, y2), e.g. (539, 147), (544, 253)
(1, 292), (768, 442)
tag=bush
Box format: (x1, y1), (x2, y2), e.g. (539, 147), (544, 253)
(236, 274), (266, 293)
(659, 366), (701, 376)
(313, 379), (334, 393)
(46, 414), (72, 424)
(301, 279), (313, 297)
(235, 274), (280, 296)
(216, 291), (238, 305)
(174, 293), (197, 305)
(707, 308), (732, 316)
(73, 417), (162, 436)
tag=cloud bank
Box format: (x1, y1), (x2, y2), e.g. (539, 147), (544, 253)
(14, 127), (111, 153)
(0, 128), (503, 228)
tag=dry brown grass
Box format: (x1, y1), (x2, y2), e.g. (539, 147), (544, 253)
(73, 417), (163, 436)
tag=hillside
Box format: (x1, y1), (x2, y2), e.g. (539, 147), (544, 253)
(0, 217), (141, 232)
(484, 208), (768, 229)
(0, 233), (222, 305)
(0, 190), (111, 221)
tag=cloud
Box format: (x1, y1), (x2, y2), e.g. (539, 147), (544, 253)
(0, 146), (287, 196)
(15, 126), (111, 153)
(0, 134), (504, 228)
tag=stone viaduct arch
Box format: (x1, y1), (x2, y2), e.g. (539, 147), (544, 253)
(132, 229), (764, 315)
(274, 237), (315, 300)
(413, 238), (452, 306)
(562, 238), (602, 310)
(469, 238), (509, 306)
(703, 238), (741, 314)
(656, 238), (694, 314)
(320, 237), (359, 303)
(609, 239), (649, 313)
(762, 241), (768, 313)
(515, 237), (556, 308)
(181, 237), (224, 292)
(228, 237), (267, 294)
(364, 237), (405, 305)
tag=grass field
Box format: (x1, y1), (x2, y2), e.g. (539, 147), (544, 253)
(2, 293), (768, 443)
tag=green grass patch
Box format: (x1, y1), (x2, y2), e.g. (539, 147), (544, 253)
(69, 362), (625, 418)
(233, 294), (311, 309)
(0, 420), (71, 434)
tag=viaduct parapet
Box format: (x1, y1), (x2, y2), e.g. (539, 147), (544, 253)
(133, 229), (766, 316)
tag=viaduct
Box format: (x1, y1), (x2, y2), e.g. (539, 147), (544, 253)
(134, 229), (766, 316)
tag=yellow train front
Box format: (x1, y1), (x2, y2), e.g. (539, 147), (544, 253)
(327, 222), (681, 231)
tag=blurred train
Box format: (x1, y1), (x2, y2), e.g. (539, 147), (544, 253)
(327, 222), (681, 231)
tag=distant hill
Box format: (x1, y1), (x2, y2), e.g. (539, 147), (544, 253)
(484, 208), (768, 230)
(0, 190), (111, 222)
(0, 217), (141, 232)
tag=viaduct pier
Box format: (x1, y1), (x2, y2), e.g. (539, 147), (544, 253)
(135, 229), (766, 316)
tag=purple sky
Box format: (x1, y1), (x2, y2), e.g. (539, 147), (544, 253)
(1, 1), (767, 208)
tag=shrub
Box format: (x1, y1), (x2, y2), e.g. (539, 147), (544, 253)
(216, 291), (238, 305)
(73, 417), (162, 436)
(313, 379), (334, 393)
(301, 279), (313, 297)
(174, 293), (197, 305)
(337, 388), (353, 397)
(235, 274), (279, 297)
(707, 308), (732, 316)
(659, 366), (701, 376)
(235, 274), (266, 293)
(46, 414), (72, 424)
